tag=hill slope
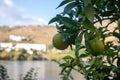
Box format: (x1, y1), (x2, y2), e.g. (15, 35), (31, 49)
(0, 21), (118, 47)
(0, 26), (57, 46)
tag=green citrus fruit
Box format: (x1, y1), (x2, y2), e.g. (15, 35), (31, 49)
(90, 39), (105, 56)
(52, 33), (68, 50)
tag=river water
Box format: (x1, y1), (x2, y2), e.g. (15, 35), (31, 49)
(0, 61), (85, 80)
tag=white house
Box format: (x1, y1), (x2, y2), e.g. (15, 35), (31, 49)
(15, 43), (46, 52)
(9, 35), (29, 41)
(0, 43), (46, 53)
(0, 43), (14, 48)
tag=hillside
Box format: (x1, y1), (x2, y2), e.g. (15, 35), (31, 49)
(0, 21), (118, 47)
(0, 25), (57, 46)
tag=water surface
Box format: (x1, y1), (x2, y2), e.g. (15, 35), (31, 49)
(0, 61), (85, 80)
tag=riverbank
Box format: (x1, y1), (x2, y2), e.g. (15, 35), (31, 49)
(0, 48), (86, 61)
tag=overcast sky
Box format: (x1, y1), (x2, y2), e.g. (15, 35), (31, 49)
(0, 0), (63, 26)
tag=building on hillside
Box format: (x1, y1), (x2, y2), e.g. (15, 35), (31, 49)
(0, 43), (46, 54)
(15, 43), (46, 52)
(9, 35), (29, 42)
(0, 43), (14, 48)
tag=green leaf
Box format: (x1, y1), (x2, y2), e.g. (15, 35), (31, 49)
(66, 68), (72, 76)
(63, 76), (69, 80)
(96, 60), (103, 69)
(75, 32), (84, 57)
(107, 55), (111, 64)
(117, 57), (120, 67)
(93, 71), (98, 80)
(95, 15), (102, 25)
(67, 33), (78, 45)
(60, 66), (66, 74)
(84, 31), (89, 41)
(79, 53), (88, 58)
(56, 0), (69, 9)
(48, 15), (61, 24)
(107, 2), (116, 10)
(113, 32), (120, 39)
(60, 17), (77, 28)
(84, 0), (91, 7)
(82, 17), (96, 30)
(60, 63), (70, 67)
(63, 2), (77, 14)
(84, 31), (92, 53)
(62, 55), (74, 60)
(85, 4), (95, 22)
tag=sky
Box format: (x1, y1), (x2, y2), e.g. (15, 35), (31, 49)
(0, 0), (63, 26)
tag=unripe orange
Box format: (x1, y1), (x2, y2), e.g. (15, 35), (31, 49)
(90, 39), (105, 56)
(52, 33), (68, 50)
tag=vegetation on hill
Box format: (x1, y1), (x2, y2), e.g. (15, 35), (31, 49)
(0, 25), (57, 46)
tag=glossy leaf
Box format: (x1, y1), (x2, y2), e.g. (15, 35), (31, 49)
(48, 15), (61, 24)
(93, 71), (98, 80)
(84, 31), (92, 53)
(85, 4), (95, 22)
(95, 15), (102, 25)
(75, 31), (84, 57)
(56, 0), (69, 9)
(62, 55), (74, 60)
(63, 2), (77, 14)
(84, 0), (91, 7)
(60, 17), (77, 28)
(79, 53), (88, 58)
(82, 17), (96, 31)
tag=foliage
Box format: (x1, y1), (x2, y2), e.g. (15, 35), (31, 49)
(23, 68), (38, 80)
(0, 49), (44, 61)
(0, 65), (38, 80)
(49, 0), (120, 80)
(0, 65), (12, 80)
(48, 48), (85, 61)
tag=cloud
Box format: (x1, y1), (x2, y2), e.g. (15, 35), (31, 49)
(0, 0), (47, 26)
(14, 17), (47, 26)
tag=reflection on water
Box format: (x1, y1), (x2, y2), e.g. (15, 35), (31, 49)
(0, 61), (45, 80)
(0, 61), (85, 80)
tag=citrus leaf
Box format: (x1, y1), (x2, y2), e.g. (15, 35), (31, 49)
(113, 32), (120, 39)
(82, 17), (96, 31)
(63, 76), (69, 80)
(62, 55), (74, 60)
(84, 31), (92, 53)
(79, 53), (88, 58)
(96, 60), (103, 69)
(85, 4), (95, 22)
(48, 15), (61, 24)
(60, 66), (66, 74)
(84, 0), (91, 7)
(56, 0), (69, 9)
(60, 17), (77, 28)
(75, 32), (84, 57)
(95, 15), (102, 25)
(93, 71), (98, 80)
(63, 2), (77, 14)
(60, 63), (70, 67)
